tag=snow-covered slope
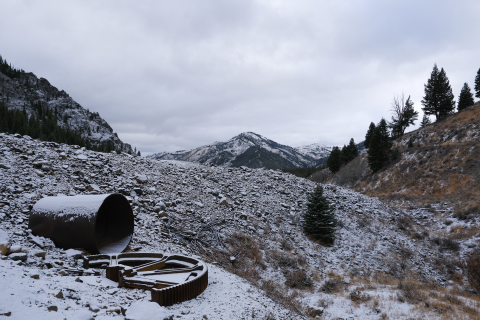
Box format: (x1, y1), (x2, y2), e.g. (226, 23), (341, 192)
(294, 142), (332, 160)
(0, 70), (132, 154)
(148, 132), (328, 169)
(1, 132), (479, 319)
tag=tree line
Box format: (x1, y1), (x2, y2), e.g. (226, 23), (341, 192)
(0, 101), (120, 153)
(0, 55), (24, 79)
(326, 138), (359, 173)
(364, 64), (480, 172)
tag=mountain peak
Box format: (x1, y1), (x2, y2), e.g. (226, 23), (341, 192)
(147, 132), (331, 169)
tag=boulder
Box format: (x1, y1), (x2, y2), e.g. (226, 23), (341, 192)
(0, 163), (11, 170)
(31, 249), (46, 259)
(157, 211), (168, 218)
(8, 252), (27, 262)
(135, 175), (148, 184)
(77, 154), (88, 161)
(87, 184), (101, 192)
(34, 170), (45, 177)
(307, 306), (324, 317)
(65, 249), (83, 259)
(9, 245), (22, 253)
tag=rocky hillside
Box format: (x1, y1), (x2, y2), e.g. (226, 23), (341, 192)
(0, 62), (132, 154)
(1, 132), (480, 319)
(148, 132), (330, 169)
(315, 102), (480, 217)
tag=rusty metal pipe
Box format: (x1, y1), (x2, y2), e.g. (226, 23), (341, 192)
(29, 194), (134, 254)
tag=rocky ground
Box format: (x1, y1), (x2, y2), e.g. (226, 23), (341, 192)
(1, 132), (480, 319)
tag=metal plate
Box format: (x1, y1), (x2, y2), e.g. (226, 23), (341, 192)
(87, 252), (208, 306)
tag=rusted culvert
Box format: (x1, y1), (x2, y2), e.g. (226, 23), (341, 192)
(29, 194), (134, 254)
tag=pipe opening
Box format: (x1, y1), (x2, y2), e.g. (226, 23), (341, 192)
(95, 194), (134, 254)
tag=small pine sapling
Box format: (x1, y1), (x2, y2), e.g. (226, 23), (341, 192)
(407, 138), (414, 148)
(303, 185), (337, 244)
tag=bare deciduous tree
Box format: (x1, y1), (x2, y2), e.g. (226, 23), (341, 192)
(389, 93), (419, 138)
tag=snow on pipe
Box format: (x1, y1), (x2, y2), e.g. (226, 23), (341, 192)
(29, 194), (134, 254)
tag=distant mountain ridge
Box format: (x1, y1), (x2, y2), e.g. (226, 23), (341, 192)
(0, 57), (133, 153)
(147, 132), (332, 169)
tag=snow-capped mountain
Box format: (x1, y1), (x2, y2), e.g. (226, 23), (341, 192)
(0, 65), (132, 153)
(148, 132), (330, 169)
(294, 142), (332, 160)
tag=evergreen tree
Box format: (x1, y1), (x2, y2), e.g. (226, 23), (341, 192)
(458, 82), (475, 111)
(420, 114), (431, 128)
(326, 146), (342, 173)
(303, 185), (337, 244)
(421, 64), (456, 121)
(341, 138), (359, 163)
(407, 138), (414, 148)
(364, 122), (376, 149)
(367, 118), (392, 172)
(475, 68), (480, 99)
(137, 150), (141, 156)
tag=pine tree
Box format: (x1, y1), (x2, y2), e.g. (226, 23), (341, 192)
(303, 185), (337, 244)
(475, 68), (480, 99)
(367, 118), (392, 172)
(422, 64), (456, 121)
(341, 138), (358, 163)
(458, 82), (475, 111)
(364, 122), (376, 149)
(420, 114), (431, 128)
(326, 146), (342, 173)
(438, 68), (456, 117)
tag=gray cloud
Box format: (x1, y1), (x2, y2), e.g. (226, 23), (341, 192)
(1, 0), (479, 154)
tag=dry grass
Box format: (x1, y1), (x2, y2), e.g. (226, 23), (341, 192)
(449, 224), (480, 239)
(466, 250), (480, 294)
(208, 232), (265, 281)
(260, 280), (305, 316)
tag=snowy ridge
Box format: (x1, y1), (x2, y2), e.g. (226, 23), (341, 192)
(148, 132), (331, 169)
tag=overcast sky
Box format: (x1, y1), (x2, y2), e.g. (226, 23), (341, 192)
(1, 1), (479, 154)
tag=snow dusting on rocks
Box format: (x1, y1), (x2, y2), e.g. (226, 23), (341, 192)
(1, 132), (479, 319)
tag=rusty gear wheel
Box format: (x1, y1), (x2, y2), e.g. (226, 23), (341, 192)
(87, 252), (208, 306)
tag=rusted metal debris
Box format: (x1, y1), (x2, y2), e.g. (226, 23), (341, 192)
(29, 194), (134, 254)
(87, 252), (208, 306)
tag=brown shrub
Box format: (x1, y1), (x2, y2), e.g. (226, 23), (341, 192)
(284, 269), (312, 289)
(267, 249), (299, 269)
(466, 250), (480, 294)
(397, 280), (425, 304)
(396, 214), (414, 233)
(349, 289), (371, 304)
(320, 279), (344, 294)
(431, 237), (460, 252)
